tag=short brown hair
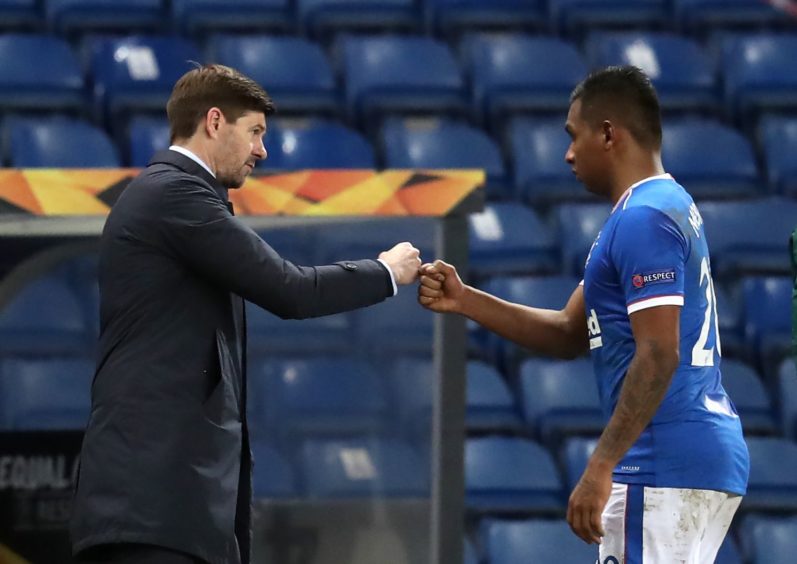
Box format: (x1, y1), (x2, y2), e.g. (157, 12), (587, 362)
(166, 63), (275, 142)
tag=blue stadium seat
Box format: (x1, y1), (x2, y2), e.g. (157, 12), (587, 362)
(554, 202), (611, 277)
(778, 358), (797, 440)
(468, 203), (559, 279)
(353, 285), (434, 357)
(720, 359), (776, 435)
(548, 0), (668, 37)
(715, 534), (743, 564)
(89, 36), (202, 129)
(250, 357), (389, 440)
(0, 357), (93, 430)
(585, 32), (718, 113)
(480, 275), (581, 369)
(463, 34), (587, 127)
(662, 118), (761, 199)
(0, 1), (39, 29)
(714, 283), (744, 359)
(128, 114), (169, 167)
(466, 436), (564, 515)
(760, 114), (797, 197)
(7, 115), (120, 167)
(464, 537), (479, 564)
(0, 271), (91, 356)
(341, 35), (466, 126)
(424, 0), (546, 39)
(380, 117), (508, 199)
(698, 198), (797, 277)
(208, 35), (338, 116)
(674, 0), (797, 35)
(519, 359), (605, 446)
(508, 116), (595, 206)
(743, 436), (797, 512)
(482, 519), (597, 563)
(301, 437), (428, 497)
(172, 0), (292, 36)
(741, 276), (792, 375)
(261, 119), (375, 170)
(298, 0), (420, 39)
(251, 440), (296, 499)
(721, 34), (797, 129)
(561, 435), (597, 490)
(0, 34), (83, 113)
(46, 0), (164, 35)
(747, 516), (797, 564)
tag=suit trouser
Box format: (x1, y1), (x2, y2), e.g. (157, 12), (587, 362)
(76, 543), (208, 564)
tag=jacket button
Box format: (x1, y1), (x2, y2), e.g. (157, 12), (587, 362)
(344, 262), (358, 271)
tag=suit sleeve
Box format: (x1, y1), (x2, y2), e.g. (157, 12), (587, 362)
(609, 205), (688, 315)
(157, 176), (393, 319)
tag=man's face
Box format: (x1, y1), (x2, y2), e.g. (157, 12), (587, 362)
(215, 110), (267, 189)
(565, 99), (609, 196)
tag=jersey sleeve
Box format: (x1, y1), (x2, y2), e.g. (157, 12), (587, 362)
(609, 205), (689, 315)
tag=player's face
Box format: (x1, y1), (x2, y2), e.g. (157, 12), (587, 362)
(215, 110), (267, 189)
(565, 99), (609, 197)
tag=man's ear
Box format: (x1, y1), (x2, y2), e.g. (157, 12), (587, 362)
(601, 120), (615, 149)
(205, 107), (224, 139)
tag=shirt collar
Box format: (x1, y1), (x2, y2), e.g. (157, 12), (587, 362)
(169, 145), (215, 178)
(613, 173), (673, 212)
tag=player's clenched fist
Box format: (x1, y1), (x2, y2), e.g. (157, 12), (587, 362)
(418, 260), (466, 313)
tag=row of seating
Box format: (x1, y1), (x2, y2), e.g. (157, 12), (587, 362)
(2, 32), (797, 131)
(5, 113), (797, 202)
(2, 0), (795, 39)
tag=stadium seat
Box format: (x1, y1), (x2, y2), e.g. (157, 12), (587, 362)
(760, 114), (797, 197)
(778, 358), (797, 440)
(548, 0), (668, 37)
(340, 35), (466, 126)
(0, 271), (91, 356)
(171, 0), (292, 36)
(721, 34), (797, 129)
(89, 35), (202, 130)
(128, 114), (170, 167)
(301, 437), (428, 497)
(747, 516), (797, 564)
(298, 0), (420, 39)
(424, 0), (546, 39)
(662, 118), (761, 199)
(508, 116), (595, 206)
(715, 534), (743, 564)
(741, 276), (793, 376)
(0, 357), (93, 430)
(7, 115), (120, 168)
(208, 35), (338, 116)
(554, 202), (611, 277)
(0, 34), (83, 113)
(251, 440), (296, 498)
(719, 359), (776, 435)
(464, 537), (479, 564)
(46, 0), (164, 36)
(463, 34), (587, 127)
(698, 198), (797, 277)
(482, 518), (597, 562)
(479, 275), (581, 369)
(260, 119), (376, 170)
(465, 436), (565, 515)
(585, 32), (718, 113)
(674, 0), (797, 35)
(743, 436), (797, 512)
(468, 203), (559, 279)
(714, 283), (744, 359)
(250, 357), (389, 441)
(561, 435), (598, 490)
(0, 0), (39, 30)
(518, 358), (605, 446)
(380, 117), (508, 199)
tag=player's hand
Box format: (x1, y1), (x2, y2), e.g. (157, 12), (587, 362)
(379, 242), (421, 285)
(418, 260), (466, 314)
(567, 461), (612, 545)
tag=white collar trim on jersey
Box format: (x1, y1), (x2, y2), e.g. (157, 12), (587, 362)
(169, 145), (216, 178)
(614, 172), (673, 212)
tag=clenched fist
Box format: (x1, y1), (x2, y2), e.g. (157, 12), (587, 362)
(378, 242), (421, 285)
(417, 260), (466, 313)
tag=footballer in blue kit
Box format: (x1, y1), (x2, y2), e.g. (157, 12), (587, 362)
(418, 66), (749, 563)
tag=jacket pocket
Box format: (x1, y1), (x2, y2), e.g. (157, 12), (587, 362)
(202, 330), (240, 426)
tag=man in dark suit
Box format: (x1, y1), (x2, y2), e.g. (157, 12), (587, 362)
(70, 64), (421, 564)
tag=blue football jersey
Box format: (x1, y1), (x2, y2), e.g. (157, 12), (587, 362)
(583, 174), (749, 495)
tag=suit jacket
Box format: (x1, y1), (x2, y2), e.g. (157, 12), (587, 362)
(70, 150), (393, 564)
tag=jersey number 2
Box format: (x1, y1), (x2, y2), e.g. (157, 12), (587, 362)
(691, 257), (721, 366)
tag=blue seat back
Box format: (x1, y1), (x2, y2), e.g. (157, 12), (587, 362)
(561, 436), (598, 490)
(760, 114), (797, 196)
(720, 359), (775, 434)
(554, 203), (611, 276)
(251, 440), (296, 498)
(128, 114), (170, 167)
(8, 115), (119, 167)
(484, 518), (598, 563)
(46, 0), (163, 35)
(262, 120), (375, 170)
(172, 0), (291, 35)
(744, 436), (797, 511)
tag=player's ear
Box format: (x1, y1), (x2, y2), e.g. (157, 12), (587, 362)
(601, 120), (615, 148)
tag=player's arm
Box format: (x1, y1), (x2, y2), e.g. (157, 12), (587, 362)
(418, 260), (588, 359)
